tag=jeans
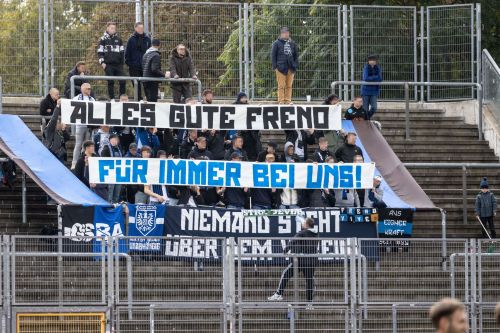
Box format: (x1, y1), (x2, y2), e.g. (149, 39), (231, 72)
(108, 184), (122, 203)
(275, 69), (294, 104)
(144, 81), (159, 102)
(71, 125), (90, 169)
(363, 95), (378, 119)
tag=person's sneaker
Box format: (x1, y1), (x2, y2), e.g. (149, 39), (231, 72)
(372, 120), (382, 131)
(306, 303), (314, 311)
(267, 293), (283, 301)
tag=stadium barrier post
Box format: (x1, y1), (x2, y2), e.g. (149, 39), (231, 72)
(21, 172), (26, 224)
(462, 165), (468, 224)
(2, 235), (11, 333)
(404, 82), (410, 140)
(223, 238), (228, 333)
(57, 232), (63, 306)
(441, 208), (447, 271)
(292, 256), (299, 305)
(391, 304), (397, 333)
(227, 238), (236, 332)
(133, 79), (139, 101)
(470, 238), (478, 333)
(149, 304), (155, 333)
(349, 239), (358, 333)
(288, 303), (295, 333)
(243, 3), (249, 95)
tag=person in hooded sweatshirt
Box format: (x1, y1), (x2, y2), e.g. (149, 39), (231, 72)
(313, 137), (333, 163)
(97, 22), (125, 100)
(142, 39), (168, 102)
(235, 92), (262, 161)
(125, 22), (151, 101)
(169, 43), (197, 103)
(335, 132), (363, 163)
(281, 142), (301, 163)
(344, 95), (368, 120)
(271, 27), (299, 105)
(284, 129), (316, 161)
(475, 177), (497, 238)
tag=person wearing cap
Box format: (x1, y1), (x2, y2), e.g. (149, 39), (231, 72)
(475, 177), (497, 238)
(124, 142), (141, 158)
(125, 22), (151, 101)
(142, 38), (169, 102)
(271, 26), (299, 104)
(361, 54), (382, 119)
(170, 43), (197, 103)
(258, 141), (279, 162)
(100, 133), (123, 203)
(364, 175), (386, 208)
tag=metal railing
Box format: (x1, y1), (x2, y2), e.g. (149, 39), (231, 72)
(70, 76), (203, 102)
(404, 163), (500, 225)
(0, 76), (3, 114)
(331, 80), (484, 140)
(0, 236), (498, 332)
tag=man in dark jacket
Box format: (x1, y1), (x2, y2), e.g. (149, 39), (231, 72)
(475, 177), (497, 238)
(204, 130), (226, 160)
(180, 129), (198, 159)
(125, 22), (151, 101)
(188, 136), (213, 160)
(142, 39), (167, 102)
(284, 129), (316, 161)
(39, 88), (60, 135)
(335, 132), (363, 163)
(100, 134), (123, 203)
(169, 44), (197, 103)
(344, 96), (368, 120)
(63, 61), (88, 98)
(271, 27), (298, 104)
(268, 217), (319, 305)
(218, 152), (249, 208)
(97, 22), (125, 100)
(313, 137), (333, 163)
(43, 100), (70, 162)
(224, 136), (248, 161)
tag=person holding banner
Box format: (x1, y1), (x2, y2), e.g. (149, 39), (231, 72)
(218, 152), (249, 209)
(284, 129), (316, 161)
(268, 217), (319, 307)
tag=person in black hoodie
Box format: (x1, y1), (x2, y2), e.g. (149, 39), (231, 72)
(335, 132), (364, 163)
(204, 130), (226, 160)
(180, 129), (198, 159)
(125, 22), (151, 101)
(188, 136), (213, 160)
(169, 43), (197, 103)
(39, 88), (60, 135)
(63, 61), (88, 98)
(234, 92), (262, 161)
(142, 39), (168, 102)
(268, 217), (319, 304)
(97, 22), (125, 100)
(43, 100), (70, 162)
(344, 96), (367, 120)
(284, 129), (316, 161)
(313, 137), (333, 163)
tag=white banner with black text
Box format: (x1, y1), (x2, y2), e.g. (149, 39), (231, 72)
(60, 99), (342, 130)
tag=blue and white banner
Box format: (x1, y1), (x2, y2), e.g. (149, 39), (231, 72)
(92, 205), (126, 253)
(89, 158), (376, 189)
(128, 204), (165, 252)
(377, 208), (414, 248)
(61, 99), (342, 131)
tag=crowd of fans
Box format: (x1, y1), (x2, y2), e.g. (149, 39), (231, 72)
(37, 22), (387, 209)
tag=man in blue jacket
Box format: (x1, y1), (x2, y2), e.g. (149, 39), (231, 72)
(271, 27), (299, 105)
(125, 22), (151, 101)
(361, 54), (382, 119)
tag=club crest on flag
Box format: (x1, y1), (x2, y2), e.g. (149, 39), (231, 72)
(135, 206), (157, 236)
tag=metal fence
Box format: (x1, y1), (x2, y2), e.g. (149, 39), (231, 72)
(0, 2), (483, 101)
(0, 236), (498, 332)
(482, 49), (500, 124)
